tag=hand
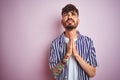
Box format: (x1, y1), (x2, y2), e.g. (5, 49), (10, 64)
(66, 32), (79, 57)
(72, 41), (79, 57)
(66, 33), (73, 57)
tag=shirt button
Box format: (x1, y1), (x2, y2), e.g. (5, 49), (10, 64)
(65, 76), (67, 78)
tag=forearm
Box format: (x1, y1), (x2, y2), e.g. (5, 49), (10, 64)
(51, 62), (64, 79)
(75, 53), (96, 77)
(51, 55), (69, 79)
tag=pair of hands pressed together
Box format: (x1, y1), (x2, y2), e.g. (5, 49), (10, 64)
(66, 32), (79, 58)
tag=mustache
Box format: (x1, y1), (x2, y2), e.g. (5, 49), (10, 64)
(66, 18), (74, 23)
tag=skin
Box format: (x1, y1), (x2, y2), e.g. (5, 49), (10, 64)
(51, 11), (96, 79)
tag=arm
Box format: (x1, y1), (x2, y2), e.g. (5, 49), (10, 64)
(50, 35), (73, 79)
(74, 52), (96, 77)
(50, 54), (69, 79)
(72, 38), (97, 77)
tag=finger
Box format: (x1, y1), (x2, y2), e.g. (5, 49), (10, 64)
(69, 32), (74, 44)
(69, 32), (74, 39)
(68, 40), (72, 50)
(72, 41), (76, 49)
(69, 38), (73, 46)
(73, 41), (76, 46)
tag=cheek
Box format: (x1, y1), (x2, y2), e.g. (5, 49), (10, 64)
(62, 19), (66, 24)
(61, 19), (66, 26)
(63, 16), (68, 21)
(75, 19), (79, 23)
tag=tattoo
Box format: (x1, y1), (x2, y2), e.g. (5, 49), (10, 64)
(51, 58), (68, 79)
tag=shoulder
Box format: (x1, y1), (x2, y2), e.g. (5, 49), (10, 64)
(51, 35), (61, 44)
(51, 33), (64, 46)
(78, 33), (95, 50)
(78, 33), (93, 43)
(77, 33), (95, 49)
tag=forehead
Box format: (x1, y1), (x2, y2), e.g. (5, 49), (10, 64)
(63, 11), (78, 14)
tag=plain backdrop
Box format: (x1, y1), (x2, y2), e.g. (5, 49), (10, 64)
(1, 0), (120, 80)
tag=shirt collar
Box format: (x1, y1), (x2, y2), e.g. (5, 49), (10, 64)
(59, 31), (82, 44)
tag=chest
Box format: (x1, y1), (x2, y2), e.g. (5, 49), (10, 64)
(58, 40), (89, 61)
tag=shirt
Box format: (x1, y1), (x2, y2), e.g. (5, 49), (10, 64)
(49, 31), (97, 80)
(65, 37), (78, 80)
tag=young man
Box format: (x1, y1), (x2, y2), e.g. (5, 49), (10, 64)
(49, 4), (98, 80)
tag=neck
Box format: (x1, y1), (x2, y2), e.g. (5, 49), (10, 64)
(64, 29), (78, 39)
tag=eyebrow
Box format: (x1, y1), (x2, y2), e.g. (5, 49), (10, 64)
(62, 11), (78, 16)
(64, 10), (77, 14)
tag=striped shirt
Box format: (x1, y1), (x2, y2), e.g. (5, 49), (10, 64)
(49, 31), (97, 80)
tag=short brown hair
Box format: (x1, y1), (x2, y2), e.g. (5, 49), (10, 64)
(61, 4), (79, 16)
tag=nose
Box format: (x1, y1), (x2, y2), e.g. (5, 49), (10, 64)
(68, 12), (72, 18)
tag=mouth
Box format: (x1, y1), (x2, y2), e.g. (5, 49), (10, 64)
(66, 19), (74, 23)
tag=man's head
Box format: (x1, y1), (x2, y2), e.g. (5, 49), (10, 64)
(61, 4), (79, 31)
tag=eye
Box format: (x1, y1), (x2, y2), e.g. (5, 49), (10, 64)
(63, 13), (68, 17)
(71, 12), (76, 16)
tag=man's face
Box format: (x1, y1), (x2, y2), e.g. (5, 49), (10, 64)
(61, 11), (79, 31)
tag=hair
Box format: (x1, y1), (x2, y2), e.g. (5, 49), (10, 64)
(61, 4), (79, 16)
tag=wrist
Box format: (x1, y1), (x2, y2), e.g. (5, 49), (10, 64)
(74, 53), (79, 58)
(61, 55), (69, 65)
(64, 54), (69, 59)
(66, 52), (71, 57)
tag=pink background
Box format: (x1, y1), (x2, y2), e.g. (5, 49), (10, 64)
(1, 0), (120, 80)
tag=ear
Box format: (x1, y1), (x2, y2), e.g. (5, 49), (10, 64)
(61, 19), (63, 24)
(78, 18), (80, 24)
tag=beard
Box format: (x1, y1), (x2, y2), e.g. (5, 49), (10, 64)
(63, 19), (78, 31)
(65, 24), (77, 31)
(62, 19), (78, 31)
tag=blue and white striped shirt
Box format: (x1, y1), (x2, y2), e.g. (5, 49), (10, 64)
(49, 31), (97, 80)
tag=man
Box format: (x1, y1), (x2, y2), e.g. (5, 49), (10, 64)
(49, 4), (97, 80)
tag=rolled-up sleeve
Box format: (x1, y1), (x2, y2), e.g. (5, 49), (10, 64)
(87, 39), (98, 67)
(49, 42), (58, 69)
